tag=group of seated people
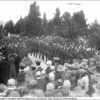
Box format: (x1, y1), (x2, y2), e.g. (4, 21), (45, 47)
(0, 56), (100, 97)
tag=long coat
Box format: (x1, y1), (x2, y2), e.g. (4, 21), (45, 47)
(0, 61), (10, 85)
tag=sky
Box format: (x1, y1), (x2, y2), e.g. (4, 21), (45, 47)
(0, 1), (100, 25)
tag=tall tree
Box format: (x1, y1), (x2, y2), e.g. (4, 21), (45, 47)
(14, 16), (25, 34)
(52, 8), (61, 36)
(88, 20), (100, 49)
(3, 20), (14, 35)
(42, 13), (48, 36)
(24, 2), (43, 37)
(71, 10), (88, 39)
(59, 12), (71, 38)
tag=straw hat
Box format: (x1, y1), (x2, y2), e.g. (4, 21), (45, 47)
(19, 62), (26, 67)
(82, 59), (88, 63)
(57, 65), (66, 71)
(47, 60), (52, 66)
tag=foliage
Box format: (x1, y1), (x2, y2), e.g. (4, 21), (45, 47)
(88, 20), (100, 50)
(3, 20), (14, 35)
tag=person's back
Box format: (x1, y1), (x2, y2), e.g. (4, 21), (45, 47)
(6, 90), (20, 97)
(45, 90), (55, 97)
(36, 78), (47, 92)
(0, 61), (10, 85)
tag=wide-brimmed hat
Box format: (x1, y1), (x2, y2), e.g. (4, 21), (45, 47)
(71, 63), (80, 69)
(29, 79), (38, 86)
(82, 59), (88, 63)
(64, 63), (72, 68)
(47, 60), (52, 65)
(80, 61), (88, 68)
(57, 65), (66, 71)
(19, 62), (26, 67)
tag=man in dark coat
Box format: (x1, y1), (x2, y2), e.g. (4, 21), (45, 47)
(0, 52), (10, 85)
(14, 54), (21, 76)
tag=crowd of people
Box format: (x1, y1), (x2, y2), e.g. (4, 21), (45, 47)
(0, 50), (100, 97)
(0, 36), (100, 97)
(27, 36), (98, 64)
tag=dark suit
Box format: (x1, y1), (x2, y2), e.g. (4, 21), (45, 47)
(0, 61), (10, 85)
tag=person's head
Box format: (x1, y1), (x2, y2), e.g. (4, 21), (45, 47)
(7, 78), (16, 89)
(63, 80), (71, 89)
(34, 89), (44, 97)
(50, 66), (55, 71)
(35, 71), (41, 79)
(88, 58), (96, 66)
(19, 86), (29, 97)
(28, 79), (38, 90)
(46, 83), (55, 91)
(24, 66), (30, 74)
(0, 83), (7, 96)
(57, 65), (65, 72)
(47, 60), (52, 67)
(57, 79), (63, 87)
(8, 54), (16, 63)
(48, 72), (55, 81)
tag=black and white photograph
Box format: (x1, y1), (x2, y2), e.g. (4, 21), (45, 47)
(0, 0), (100, 98)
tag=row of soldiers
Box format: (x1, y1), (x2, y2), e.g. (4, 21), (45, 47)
(1, 36), (98, 65)
(26, 37), (97, 64)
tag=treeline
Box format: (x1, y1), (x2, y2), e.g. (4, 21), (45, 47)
(1, 2), (100, 50)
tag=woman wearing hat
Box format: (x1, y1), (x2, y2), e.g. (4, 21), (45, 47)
(55, 65), (65, 80)
(88, 58), (97, 73)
